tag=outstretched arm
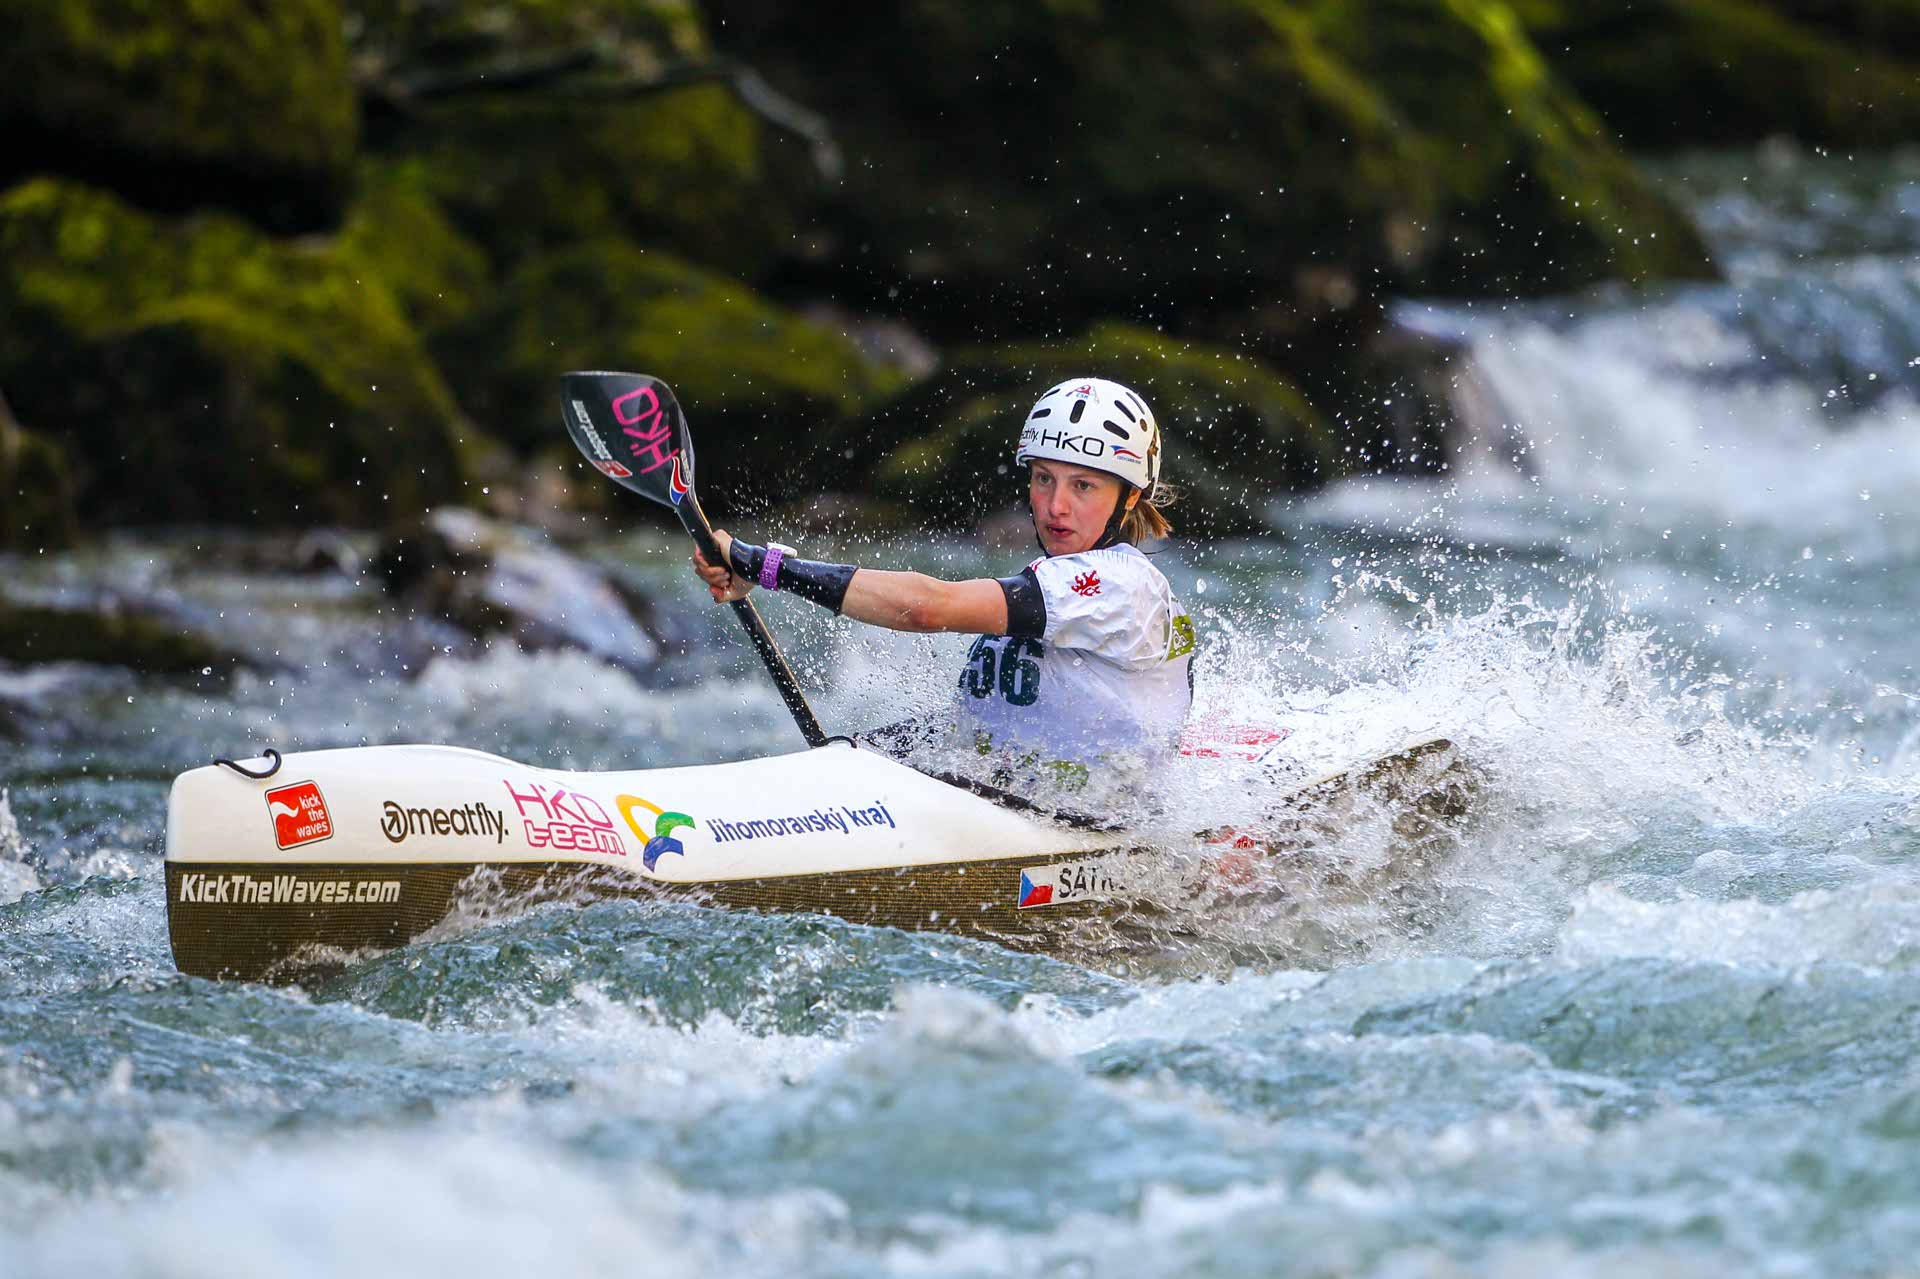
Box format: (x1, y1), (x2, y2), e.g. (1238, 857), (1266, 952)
(693, 530), (1011, 635)
(838, 569), (1008, 634)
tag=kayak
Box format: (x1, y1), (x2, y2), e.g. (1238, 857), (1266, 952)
(165, 727), (1475, 982)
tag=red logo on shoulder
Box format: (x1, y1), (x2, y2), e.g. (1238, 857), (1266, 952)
(265, 781), (333, 849)
(1071, 571), (1101, 596)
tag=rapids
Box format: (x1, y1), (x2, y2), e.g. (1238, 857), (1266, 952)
(4, 146), (1919, 1276)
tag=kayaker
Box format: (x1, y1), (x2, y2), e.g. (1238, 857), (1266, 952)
(693, 378), (1196, 780)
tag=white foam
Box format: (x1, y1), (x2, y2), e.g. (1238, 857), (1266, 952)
(530, 984), (847, 1110)
(1469, 306), (1920, 555)
(13, 1127), (850, 1279)
(1558, 879), (1920, 970)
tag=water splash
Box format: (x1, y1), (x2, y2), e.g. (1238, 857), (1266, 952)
(0, 790), (41, 906)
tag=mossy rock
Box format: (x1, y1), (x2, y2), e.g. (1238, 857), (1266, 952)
(347, 0), (708, 76)
(441, 238), (907, 510)
(0, 397), (78, 553)
(0, 596), (250, 676)
(1521, 0), (1920, 147)
(0, 178), (488, 529)
(349, 1), (787, 278)
(709, 0), (1714, 332)
(337, 160), (494, 334)
(396, 83), (784, 277)
(0, 0), (357, 231)
(1792, 0), (1920, 62)
(843, 324), (1343, 537)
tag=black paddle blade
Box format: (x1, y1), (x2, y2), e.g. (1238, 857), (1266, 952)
(559, 371), (695, 510)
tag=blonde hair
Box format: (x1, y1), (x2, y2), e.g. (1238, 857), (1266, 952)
(1118, 483), (1175, 546)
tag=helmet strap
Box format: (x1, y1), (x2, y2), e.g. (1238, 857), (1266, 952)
(1093, 486), (1136, 551)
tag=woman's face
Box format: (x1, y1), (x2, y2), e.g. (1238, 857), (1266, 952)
(1029, 459), (1132, 556)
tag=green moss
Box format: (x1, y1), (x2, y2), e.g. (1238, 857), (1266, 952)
(714, 0), (1713, 326)
(0, 178), (486, 528)
(337, 160), (494, 332)
(442, 238), (906, 506)
(0, 403), (77, 552)
(350, 1), (783, 276)
(347, 0), (709, 70)
(850, 323), (1341, 535)
(0, 0), (357, 226)
(1522, 0), (1920, 147)
(396, 82), (783, 277)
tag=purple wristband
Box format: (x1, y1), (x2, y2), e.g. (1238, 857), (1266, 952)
(758, 546), (785, 591)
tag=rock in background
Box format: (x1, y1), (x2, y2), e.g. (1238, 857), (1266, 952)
(0, 0), (1915, 553)
(371, 508), (682, 680)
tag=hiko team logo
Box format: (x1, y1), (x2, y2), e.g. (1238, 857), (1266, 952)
(616, 795), (697, 871)
(265, 781), (333, 849)
(610, 385), (679, 476)
(502, 780), (625, 855)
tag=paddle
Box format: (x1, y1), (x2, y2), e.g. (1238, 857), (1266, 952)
(559, 371), (829, 748)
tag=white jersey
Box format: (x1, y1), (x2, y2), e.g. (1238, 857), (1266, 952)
(954, 543), (1196, 769)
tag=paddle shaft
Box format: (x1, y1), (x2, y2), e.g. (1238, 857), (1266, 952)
(675, 490), (828, 748)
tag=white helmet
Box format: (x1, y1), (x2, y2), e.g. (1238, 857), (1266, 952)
(1014, 378), (1160, 491)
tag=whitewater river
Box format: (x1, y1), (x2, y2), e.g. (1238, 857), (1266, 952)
(5, 147), (1920, 1276)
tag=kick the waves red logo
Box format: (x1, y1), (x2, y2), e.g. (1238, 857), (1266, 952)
(1071, 570), (1101, 596)
(611, 385), (679, 476)
(265, 781), (333, 849)
(593, 459), (634, 479)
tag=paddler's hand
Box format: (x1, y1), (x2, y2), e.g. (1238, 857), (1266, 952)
(693, 530), (753, 603)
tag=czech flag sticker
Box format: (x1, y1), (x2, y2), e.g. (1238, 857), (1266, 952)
(1017, 870), (1053, 909)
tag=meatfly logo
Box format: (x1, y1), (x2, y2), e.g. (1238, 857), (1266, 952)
(1071, 570), (1101, 596)
(610, 385), (679, 475)
(615, 794), (697, 871)
(265, 781), (333, 849)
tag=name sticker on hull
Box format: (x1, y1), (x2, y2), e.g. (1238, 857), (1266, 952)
(1017, 855), (1124, 909)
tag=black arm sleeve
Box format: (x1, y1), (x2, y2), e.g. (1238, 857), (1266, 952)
(778, 557), (857, 612)
(726, 538), (766, 582)
(725, 538), (856, 613)
(996, 567), (1047, 639)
